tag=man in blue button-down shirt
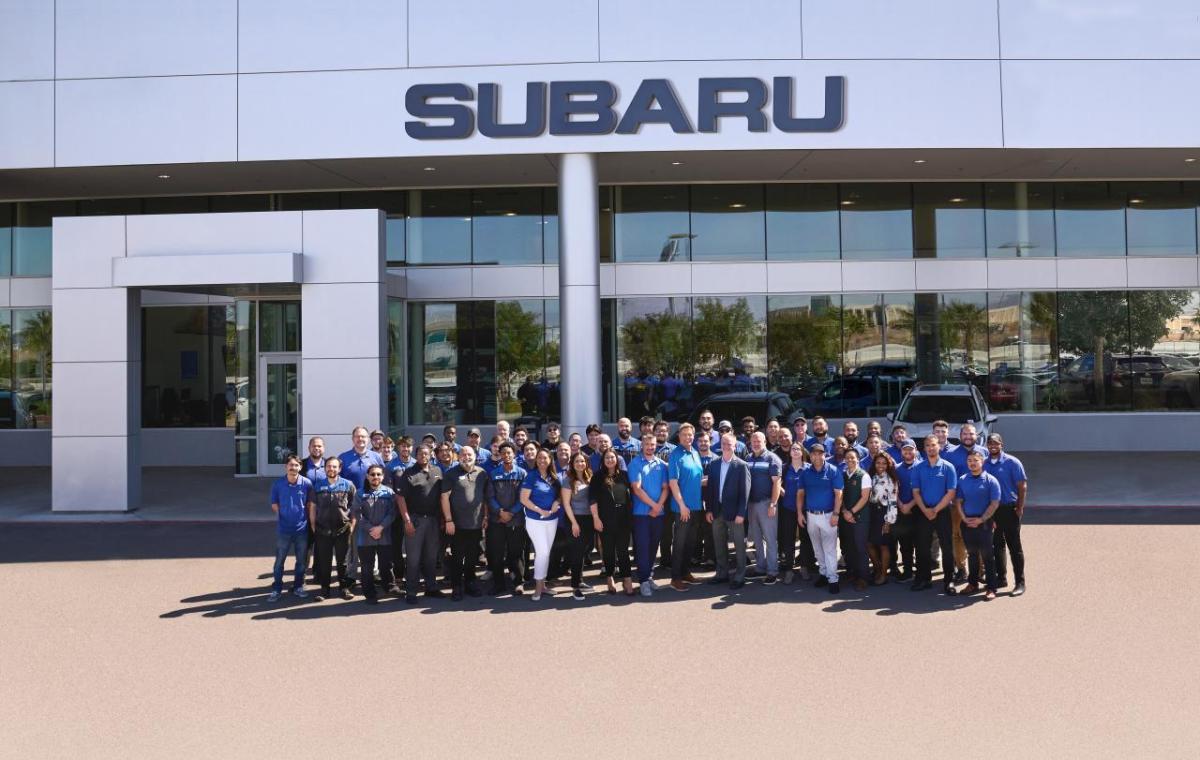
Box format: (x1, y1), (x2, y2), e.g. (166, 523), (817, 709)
(667, 423), (705, 591)
(911, 436), (959, 594)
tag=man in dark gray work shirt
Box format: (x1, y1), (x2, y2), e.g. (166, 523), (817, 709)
(397, 445), (445, 603)
(440, 446), (490, 601)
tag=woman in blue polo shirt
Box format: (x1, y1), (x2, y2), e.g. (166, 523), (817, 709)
(520, 448), (563, 601)
(779, 443), (808, 584)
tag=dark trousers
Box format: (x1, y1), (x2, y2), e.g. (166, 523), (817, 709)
(566, 514), (596, 588)
(486, 522), (527, 589)
(633, 513), (665, 583)
(992, 503), (1025, 583)
(658, 509), (675, 567)
(670, 510), (702, 581)
(915, 509), (954, 585)
(776, 509), (817, 572)
(962, 522), (998, 590)
(600, 507), (633, 579)
(838, 508), (871, 581)
(548, 521), (570, 580)
(403, 513), (441, 594)
(313, 531), (351, 592)
(358, 544), (394, 599)
(449, 528), (483, 590)
(893, 513), (916, 573)
(389, 518), (407, 581)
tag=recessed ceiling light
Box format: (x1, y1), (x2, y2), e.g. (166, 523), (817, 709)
(1130, 198), (1144, 204)
(912, 159), (927, 164)
(728, 203), (746, 209)
(670, 161), (683, 166)
(423, 166), (436, 171)
(503, 212), (517, 216)
(157, 174), (171, 179)
(840, 200), (855, 206)
(1186, 158), (1198, 163)
(949, 197), (965, 203)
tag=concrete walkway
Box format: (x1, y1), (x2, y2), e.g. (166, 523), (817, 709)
(1, 453), (1198, 522)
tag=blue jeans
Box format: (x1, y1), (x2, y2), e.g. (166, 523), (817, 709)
(632, 513), (665, 583)
(273, 531), (308, 593)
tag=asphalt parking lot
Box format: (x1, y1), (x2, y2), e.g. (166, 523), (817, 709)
(2, 513), (1198, 759)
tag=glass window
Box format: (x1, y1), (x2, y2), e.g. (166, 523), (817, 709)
(767, 295), (841, 408)
(690, 296), (766, 419)
(409, 302), (460, 424)
(913, 183), (984, 259)
(922, 292), (989, 396)
(985, 182), (1055, 258)
(616, 297), (693, 420)
(13, 201), (74, 276)
(765, 184), (839, 261)
(0, 311), (15, 429)
(143, 196), (211, 214)
(407, 189), (471, 265)
(0, 204), (11, 276)
(987, 291), (1059, 413)
(838, 184), (913, 260)
(77, 198), (142, 216)
(599, 186), (614, 264)
(341, 191), (407, 265)
(275, 192), (339, 211)
(1056, 291), (1131, 411)
(259, 301), (300, 352)
(1119, 182), (1197, 257)
(842, 293), (917, 415)
(1055, 183), (1125, 258)
(209, 195), (272, 212)
(545, 298), (561, 419)
(229, 301), (256, 435)
(1128, 289), (1198, 411)
(542, 188), (559, 265)
(142, 306), (228, 427)
(387, 299), (405, 432)
(496, 300), (546, 419)
(235, 438), (256, 476)
(472, 188), (543, 265)
(614, 185), (690, 262)
(12, 309), (51, 429)
(690, 184), (765, 261)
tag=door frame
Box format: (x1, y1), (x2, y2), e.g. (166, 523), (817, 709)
(257, 351), (302, 477)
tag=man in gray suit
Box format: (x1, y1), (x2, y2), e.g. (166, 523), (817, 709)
(705, 433), (751, 589)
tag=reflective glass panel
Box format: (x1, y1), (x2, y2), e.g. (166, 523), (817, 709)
(1120, 182), (1198, 257)
(259, 301), (301, 353)
(472, 188), (543, 265)
(913, 183), (984, 259)
(1128, 289), (1199, 411)
(690, 185), (765, 261)
(616, 298), (693, 420)
(341, 190), (407, 265)
(142, 306), (228, 428)
(839, 184), (913, 260)
(13, 201), (73, 276)
(765, 184), (840, 261)
(987, 291), (1059, 413)
(407, 189), (472, 265)
(495, 300), (546, 418)
(264, 361), (299, 464)
(0, 204), (10, 276)
(614, 185), (690, 262)
(1055, 184), (1125, 258)
(767, 295), (841, 409)
(1056, 290), (1131, 411)
(0, 311), (15, 428)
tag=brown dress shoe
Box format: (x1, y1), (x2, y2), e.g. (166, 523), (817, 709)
(963, 583), (981, 595)
(853, 578), (868, 591)
(670, 579), (690, 592)
(682, 573), (699, 584)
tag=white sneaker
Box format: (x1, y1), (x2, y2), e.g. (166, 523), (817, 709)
(640, 583), (654, 597)
(647, 579), (660, 591)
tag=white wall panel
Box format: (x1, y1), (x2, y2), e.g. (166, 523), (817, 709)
(52, 435), (139, 510)
(841, 260), (915, 292)
(0, 0), (55, 80)
(9, 277), (52, 306)
(1126, 256), (1200, 289)
(600, 0), (801, 61)
(301, 209), (383, 284)
(51, 288), (137, 363)
(300, 358), (386, 432)
(113, 252), (302, 287)
(300, 283), (386, 359)
(1000, 0), (1200, 59)
(803, 0), (998, 59)
(56, 76), (237, 166)
(51, 362), (134, 437)
(53, 216), (126, 289)
(471, 266), (544, 299)
(765, 261), (842, 293)
(1056, 257), (1127, 290)
(614, 263), (691, 295)
(986, 258), (1057, 291)
(239, 0), (408, 73)
(141, 428), (231, 467)
(404, 267), (473, 299)
(56, 0), (235, 78)
(914, 259), (988, 292)
(0, 280), (10, 307)
(690, 262), (767, 294)
(599, 264), (616, 296)
(0, 80), (53, 169)
(126, 211), (301, 257)
(410, 0), (598, 67)
(1003, 60), (1200, 148)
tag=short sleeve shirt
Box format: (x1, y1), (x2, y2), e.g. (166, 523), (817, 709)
(744, 451), (782, 502)
(270, 475), (312, 534)
(983, 452), (1027, 504)
(913, 458), (958, 506)
(667, 446), (704, 513)
(629, 454), (668, 516)
(958, 471), (1001, 517)
(799, 462), (844, 513)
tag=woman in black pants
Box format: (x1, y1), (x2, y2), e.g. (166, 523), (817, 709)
(561, 452), (597, 601)
(591, 448), (634, 596)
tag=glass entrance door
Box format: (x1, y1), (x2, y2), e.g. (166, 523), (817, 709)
(258, 353), (301, 476)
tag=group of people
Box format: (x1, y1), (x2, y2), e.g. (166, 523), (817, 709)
(268, 412), (1028, 605)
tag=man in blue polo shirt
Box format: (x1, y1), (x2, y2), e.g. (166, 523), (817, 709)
(956, 449), (1001, 599)
(804, 416), (837, 455)
(612, 417), (639, 463)
(797, 443), (844, 593)
(630, 433), (669, 597)
(944, 423), (987, 584)
(667, 423), (705, 591)
(911, 436), (959, 594)
(268, 454), (312, 602)
(745, 432), (783, 584)
(338, 425), (385, 586)
(984, 433), (1028, 596)
(886, 425), (919, 465)
(299, 436), (326, 574)
(589, 433), (628, 474)
(892, 439), (921, 581)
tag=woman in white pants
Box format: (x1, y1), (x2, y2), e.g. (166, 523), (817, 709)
(520, 448), (563, 601)
(797, 443), (845, 594)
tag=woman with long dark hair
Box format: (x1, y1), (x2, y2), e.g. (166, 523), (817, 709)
(520, 448), (562, 601)
(591, 448), (634, 595)
(561, 451), (598, 601)
(868, 452), (899, 585)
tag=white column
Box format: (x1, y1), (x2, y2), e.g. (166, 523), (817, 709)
(558, 153), (602, 436)
(299, 209), (388, 456)
(51, 216), (141, 511)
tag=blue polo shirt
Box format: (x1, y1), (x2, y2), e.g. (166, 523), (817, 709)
(655, 441), (676, 462)
(611, 436), (639, 463)
(589, 450), (628, 474)
(846, 441), (869, 461)
(270, 475), (312, 534)
(896, 460), (918, 503)
(912, 458), (958, 507)
(799, 462), (844, 513)
(944, 443), (987, 478)
(667, 445), (704, 513)
(958, 471), (1001, 517)
(744, 450), (782, 502)
(983, 452), (1027, 505)
(521, 470), (560, 521)
(629, 454), (668, 516)
(803, 434), (837, 454)
(781, 463), (808, 512)
(337, 448), (384, 491)
(886, 444), (923, 464)
(301, 456), (325, 484)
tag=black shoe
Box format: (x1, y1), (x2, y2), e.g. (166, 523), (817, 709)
(911, 580), (930, 591)
(339, 588), (354, 600)
(814, 576), (828, 588)
(996, 576), (1009, 588)
(746, 568), (764, 579)
(425, 588), (446, 599)
(709, 576), (730, 585)
(490, 583), (505, 596)
(828, 582), (840, 594)
(729, 579), (745, 590)
(451, 588), (463, 602)
(953, 568), (967, 584)
(1012, 581), (1026, 597)
(898, 570), (914, 582)
(364, 597), (379, 605)
(764, 575), (778, 586)
(466, 584), (483, 598)
(405, 593), (418, 604)
(944, 584), (958, 596)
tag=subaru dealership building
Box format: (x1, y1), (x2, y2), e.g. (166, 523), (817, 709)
(2, 0), (1200, 511)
